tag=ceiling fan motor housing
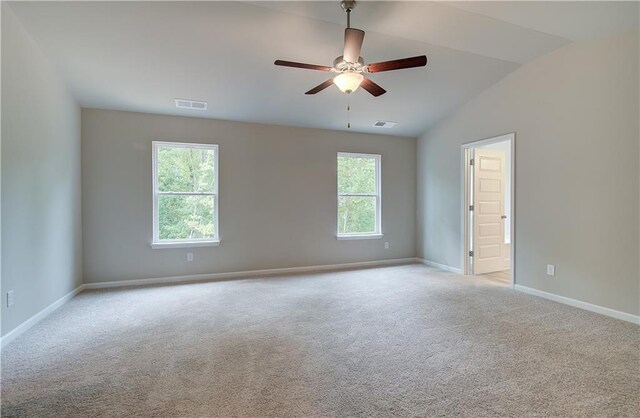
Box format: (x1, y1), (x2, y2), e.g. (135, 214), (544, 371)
(333, 56), (364, 72)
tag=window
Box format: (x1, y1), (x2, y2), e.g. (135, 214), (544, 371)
(152, 142), (219, 248)
(337, 152), (382, 239)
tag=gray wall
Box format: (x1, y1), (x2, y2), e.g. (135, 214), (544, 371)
(417, 31), (639, 315)
(82, 109), (416, 283)
(1, 5), (82, 336)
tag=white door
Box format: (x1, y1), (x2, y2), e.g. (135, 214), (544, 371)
(473, 149), (506, 274)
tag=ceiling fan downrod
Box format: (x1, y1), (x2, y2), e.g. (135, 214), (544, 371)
(341, 0), (357, 28)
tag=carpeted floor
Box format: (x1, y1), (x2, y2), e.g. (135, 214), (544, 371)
(481, 269), (511, 285)
(1, 264), (638, 417)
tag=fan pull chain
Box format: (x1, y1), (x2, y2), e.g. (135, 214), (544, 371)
(347, 94), (351, 129)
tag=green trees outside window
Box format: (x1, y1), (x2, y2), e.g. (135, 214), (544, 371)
(153, 143), (218, 243)
(337, 153), (381, 235)
(153, 146), (379, 244)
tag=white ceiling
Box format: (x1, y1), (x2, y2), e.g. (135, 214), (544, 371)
(7, 1), (638, 137)
(448, 1), (639, 42)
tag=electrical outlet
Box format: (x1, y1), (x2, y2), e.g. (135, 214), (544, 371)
(187, 253), (194, 262)
(384, 242), (390, 249)
(546, 264), (555, 276)
(7, 290), (14, 307)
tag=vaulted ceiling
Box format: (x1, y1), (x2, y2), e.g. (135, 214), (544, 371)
(8, 1), (638, 137)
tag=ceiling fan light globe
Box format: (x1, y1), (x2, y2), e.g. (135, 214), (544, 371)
(333, 72), (364, 94)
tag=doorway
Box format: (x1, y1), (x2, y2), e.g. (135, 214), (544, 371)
(461, 133), (515, 287)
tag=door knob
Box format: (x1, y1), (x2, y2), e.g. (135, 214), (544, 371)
(501, 215), (507, 219)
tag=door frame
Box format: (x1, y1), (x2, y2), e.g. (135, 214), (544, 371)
(460, 133), (515, 288)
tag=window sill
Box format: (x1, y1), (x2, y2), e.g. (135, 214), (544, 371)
(336, 234), (384, 241)
(151, 240), (221, 249)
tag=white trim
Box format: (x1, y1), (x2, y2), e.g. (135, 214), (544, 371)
(0, 285), (85, 348)
(337, 152), (382, 236)
(337, 152), (381, 160)
(337, 233), (383, 240)
(462, 133), (515, 149)
(461, 133), (516, 288)
(84, 258), (417, 290)
(514, 285), (640, 325)
(151, 240), (220, 249)
(462, 147), (472, 276)
(416, 258), (463, 274)
(0, 259), (417, 346)
(152, 141), (219, 247)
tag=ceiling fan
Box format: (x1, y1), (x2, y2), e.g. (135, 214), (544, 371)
(274, 0), (427, 97)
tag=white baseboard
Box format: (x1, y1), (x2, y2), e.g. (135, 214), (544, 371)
(1, 259), (417, 347)
(514, 285), (640, 325)
(416, 258), (463, 274)
(83, 258), (418, 290)
(3, 262), (635, 349)
(0, 284), (86, 348)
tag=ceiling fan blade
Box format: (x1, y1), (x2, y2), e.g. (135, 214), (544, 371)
(305, 79), (335, 95)
(274, 60), (332, 72)
(343, 28), (365, 63)
(360, 78), (386, 97)
(366, 55), (427, 73)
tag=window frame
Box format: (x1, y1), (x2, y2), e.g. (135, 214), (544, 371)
(151, 141), (220, 249)
(336, 152), (383, 240)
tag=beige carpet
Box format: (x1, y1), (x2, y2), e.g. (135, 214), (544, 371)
(1, 264), (638, 417)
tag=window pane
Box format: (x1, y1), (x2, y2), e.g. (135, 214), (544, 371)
(338, 155), (376, 194)
(157, 146), (215, 193)
(338, 196), (376, 234)
(158, 195), (215, 240)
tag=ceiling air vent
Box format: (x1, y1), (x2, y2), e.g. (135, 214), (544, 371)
(175, 99), (208, 110)
(373, 121), (397, 128)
